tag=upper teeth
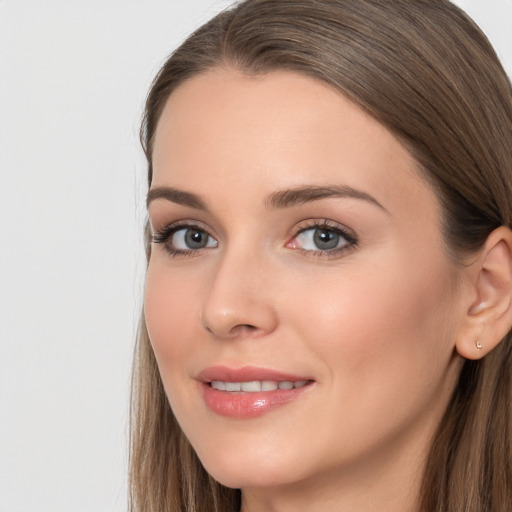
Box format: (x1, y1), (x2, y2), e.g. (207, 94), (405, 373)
(211, 380), (308, 392)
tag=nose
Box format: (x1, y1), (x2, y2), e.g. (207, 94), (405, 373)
(201, 248), (279, 340)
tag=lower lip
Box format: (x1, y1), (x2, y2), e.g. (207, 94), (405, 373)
(201, 383), (312, 418)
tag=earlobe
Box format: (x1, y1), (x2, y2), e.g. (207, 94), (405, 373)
(456, 227), (512, 360)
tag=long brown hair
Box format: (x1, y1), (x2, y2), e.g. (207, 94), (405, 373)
(130, 1), (512, 510)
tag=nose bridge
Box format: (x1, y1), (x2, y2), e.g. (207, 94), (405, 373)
(201, 242), (278, 339)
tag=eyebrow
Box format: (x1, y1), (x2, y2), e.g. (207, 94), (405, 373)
(146, 184), (387, 213)
(146, 186), (208, 211)
(265, 185), (387, 212)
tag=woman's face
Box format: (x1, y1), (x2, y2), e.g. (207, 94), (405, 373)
(145, 69), (466, 497)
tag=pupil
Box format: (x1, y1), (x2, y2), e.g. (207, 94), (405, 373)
(314, 229), (339, 250)
(186, 229), (207, 248)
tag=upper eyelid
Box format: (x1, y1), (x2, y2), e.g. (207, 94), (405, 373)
(152, 219), (213, 236)
(152, 218), (357, 244)
(290, 219), (357, 239)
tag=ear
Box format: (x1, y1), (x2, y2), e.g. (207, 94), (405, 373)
(456, 226), (512, 360)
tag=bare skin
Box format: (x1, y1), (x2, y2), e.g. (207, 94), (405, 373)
(144, 68), (511, 511)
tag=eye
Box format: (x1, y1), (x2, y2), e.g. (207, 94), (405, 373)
(296, 227), (343, 251)
(287, 221), (357, 255)
(171, 227), (217, 250)
(152, 224), (218, 256)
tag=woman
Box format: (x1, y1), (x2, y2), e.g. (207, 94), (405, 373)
(130, 1), (512, 510)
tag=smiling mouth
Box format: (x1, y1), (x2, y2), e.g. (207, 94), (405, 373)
(202, 378), (314, 418)
(198, 366), (315, 417)
(209, 380), (311, 392)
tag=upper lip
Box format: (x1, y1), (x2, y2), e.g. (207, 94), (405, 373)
(197, 365), (313, 383)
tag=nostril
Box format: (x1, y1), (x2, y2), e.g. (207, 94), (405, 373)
(229, 324), (259, 336)
(204, 322), (259, 338)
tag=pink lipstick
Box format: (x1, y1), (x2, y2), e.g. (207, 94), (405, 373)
(198, 366), (314, 418)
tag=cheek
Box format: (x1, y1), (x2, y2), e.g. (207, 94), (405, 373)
(286, 251), (458, 398)
(144, 259), (201, 371)
(273, 253), (461, 466)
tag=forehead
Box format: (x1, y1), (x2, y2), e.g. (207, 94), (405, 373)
(151, 68), (438, 219)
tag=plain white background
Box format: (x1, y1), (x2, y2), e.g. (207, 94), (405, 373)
(0, 1), (510, 511)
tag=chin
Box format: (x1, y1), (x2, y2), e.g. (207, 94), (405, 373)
(196, 446), (303, 490)
(205, 468), (293, 491)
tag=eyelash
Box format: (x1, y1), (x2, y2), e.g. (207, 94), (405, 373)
(288, 219), (358, 258)
(151, 222), (215, 258)
(151, 219), (358, 258)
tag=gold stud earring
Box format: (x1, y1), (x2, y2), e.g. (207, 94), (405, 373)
(475, 338), (483, 350)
